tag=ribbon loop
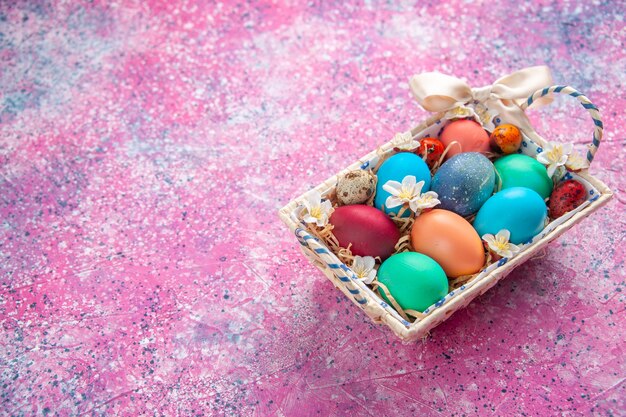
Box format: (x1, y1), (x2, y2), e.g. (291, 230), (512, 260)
(409, 66), (553, 132)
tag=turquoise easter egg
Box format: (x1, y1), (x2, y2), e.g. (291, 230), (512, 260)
(494, 154), (553, 200)
(377, 252), (448, 313)
(473, 187), (548, 244)
(431, 152), (495, 217)
(374, 152), (431, 217)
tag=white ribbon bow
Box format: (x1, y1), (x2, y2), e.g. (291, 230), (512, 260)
(409, 66), (553, 132)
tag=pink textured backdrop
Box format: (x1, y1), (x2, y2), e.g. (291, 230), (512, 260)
(1, 1), (624, 416)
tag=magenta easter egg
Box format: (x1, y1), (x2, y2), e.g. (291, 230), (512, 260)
(440, 119), (491, 159)
(330, 205), (400, 260)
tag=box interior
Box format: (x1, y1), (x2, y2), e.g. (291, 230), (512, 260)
(287, 118), (604, 329)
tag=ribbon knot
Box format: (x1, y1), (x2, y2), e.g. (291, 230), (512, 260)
(409, 66), (553, 132)
(471, 85), (493, 103)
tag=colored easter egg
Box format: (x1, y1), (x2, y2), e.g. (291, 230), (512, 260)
(330, 205), (400, 259)
(494, 154), (553, 200)
(490, 124), (522, 154)
(416, 137), (445, 168)
(377, 252), (448, 313)
(374, 152), (431, 217)
(439, 119), (491, 159)
(474, 187), (548, 245)
(336, 170), (375, 205)
(410, 209), (485, 277)
(431, 152), (496, 217)
(549, 179), (587, 219)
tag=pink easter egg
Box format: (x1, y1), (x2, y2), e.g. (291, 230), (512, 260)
(440, 119), (491, 159)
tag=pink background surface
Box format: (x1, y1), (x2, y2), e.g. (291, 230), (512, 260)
(1, 1), (624, 416)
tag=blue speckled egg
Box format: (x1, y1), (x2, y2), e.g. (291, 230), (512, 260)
(473, 187), (548, 244)
(374, 153), (431, 217)
(431, 152), (495, 217)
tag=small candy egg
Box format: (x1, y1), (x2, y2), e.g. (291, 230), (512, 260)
(377, 252), (448, 313)
(330, 205), (400, 259)
(473, 187), (547, 244)
(416, 137), (445, 168)
(431, 152), (495, 216)
(490, 124), (522, 154)
(549, 179), (587, 219)
(411, 209), (485, 277)
(336, 170), (375, 205)
(494, 154), (553, 200)
(374, 152), (431, 217)
(439, 119), (491, 159)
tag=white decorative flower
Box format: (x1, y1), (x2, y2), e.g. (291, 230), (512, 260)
(412, 190), (441, 212)
(564, 151), (589, 172)
(302, 190), (333, 227)
(472, 102), (495, 127)
(382, 176), (440, 213)
(537, 142), (574, 177)
(391, 131), (420, 151)
(443, 104), (478, 121)
(351, 256), (376, 284)
(482, 229), (521, 259)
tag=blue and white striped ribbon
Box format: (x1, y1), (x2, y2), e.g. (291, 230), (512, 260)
(522, 85), (603, 165)
(295, 227), (368, 306)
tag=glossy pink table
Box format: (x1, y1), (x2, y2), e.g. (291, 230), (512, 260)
(1, 1), (624, 415)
